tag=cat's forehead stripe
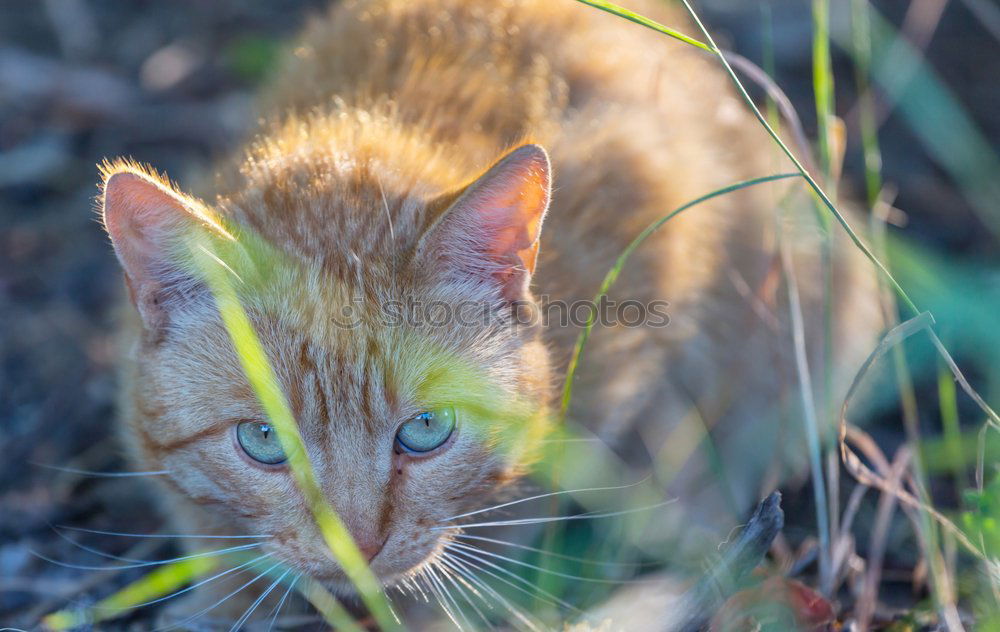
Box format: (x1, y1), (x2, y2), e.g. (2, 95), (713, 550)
(227, 150), (445, 281)
(297, 337), (396, 436)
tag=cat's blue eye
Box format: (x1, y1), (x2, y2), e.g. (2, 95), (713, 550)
(396, 407), (456, 453)
(237, 421), (287, 465)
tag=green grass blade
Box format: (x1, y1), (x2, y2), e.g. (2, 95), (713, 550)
(572, 0), (715, 52)
(559, 172), (800, 420)
(297, 577), (368, 632)
(851, 0), (883, 207)
(938, 356), (966, 485)
(811, 0), (836, 594)
(812, 0), (835, 187)
(676, 0), (920, 318)
(191, 238), (399, 631)
(42, 556), (218, 630)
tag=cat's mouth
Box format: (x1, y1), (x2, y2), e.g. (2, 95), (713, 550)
(276, 531), (445, 592)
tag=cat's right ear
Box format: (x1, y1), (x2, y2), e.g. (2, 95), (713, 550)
(101, 164), (217, 332)
(419, 144), (551, 302)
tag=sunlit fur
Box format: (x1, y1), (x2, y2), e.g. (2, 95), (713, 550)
(100, 0), (882, 619)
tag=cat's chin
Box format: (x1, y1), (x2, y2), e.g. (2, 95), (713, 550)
(311, 568), (410, 597)
(302, 550), (438, 593)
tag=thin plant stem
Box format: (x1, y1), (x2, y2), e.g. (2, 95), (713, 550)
(677, 0), (920, 318)
(852, 0), (883, 208)
(870, 198), (960, 630)
(559, 172), (800, 419)
(572, 0), (713, 51)
(812, 0), (838, 594)
(776, 203), (832, 593)
(812, 0), (835, 186)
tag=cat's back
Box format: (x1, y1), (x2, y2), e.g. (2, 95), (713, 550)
(242, 0), (772, 313)
(265, 0), (689, 125)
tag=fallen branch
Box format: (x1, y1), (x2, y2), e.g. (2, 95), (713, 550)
(670, 491), (785, 632)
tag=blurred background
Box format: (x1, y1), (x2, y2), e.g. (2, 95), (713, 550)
(1, 0), (997, 629)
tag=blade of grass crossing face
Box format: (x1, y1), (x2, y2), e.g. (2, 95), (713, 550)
(191, 238), (399, 631)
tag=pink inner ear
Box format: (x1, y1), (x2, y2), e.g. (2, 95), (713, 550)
(102, 170), (201, 327)
(103, 173), (191, 268)
(481, 172), (548, 274)
(439, 144), (551, 299)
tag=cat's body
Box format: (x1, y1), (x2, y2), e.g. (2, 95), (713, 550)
(102, 0), (881, 624)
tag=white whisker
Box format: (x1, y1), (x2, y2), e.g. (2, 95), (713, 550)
(438, 557), (491, 610)
(439, 479), (651, 523)
(95, 554), (272, 611)
(438, 562), (483, 630)
(440, 553), (542, 632)
(48, 524), (150, 563)
(197, 244), (245, 284)
(266, 573), (301, 632)
(31, 542), (263, 571)
(437, 559), (493, 628)
(453, 534), (655, 570)
(396, 577), (413, 600)
(539, 437), (604, 444)
(49, 524), (265, 574)
(422, 565), (464, 630)
(55, 525), (272, 540)
(153, 561), (282, 632)
(229, 567), (291, 631)
(417, 571), (449, 626)
(426, 562), (470, 631)
(31, 463), (170, 477)
(435, 499), (676, 531)
(376, 176), (395, 241)
(401, 575), (430, 603)
(447, 542), (651, 585)
(446, 547), (581, 615)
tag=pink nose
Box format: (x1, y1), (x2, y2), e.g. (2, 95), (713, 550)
(355, 536), (385, 563)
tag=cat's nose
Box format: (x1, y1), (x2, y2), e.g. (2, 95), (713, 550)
(341, 511), (386, 562)
(357, 536), (385, 562)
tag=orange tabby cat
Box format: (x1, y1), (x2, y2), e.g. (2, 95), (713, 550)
(100, 0), (881, 622)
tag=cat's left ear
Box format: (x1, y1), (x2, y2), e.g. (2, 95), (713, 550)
(425, 144), (551, 301)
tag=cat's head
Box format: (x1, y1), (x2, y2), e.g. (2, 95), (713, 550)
(100, 144), (553, 589)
